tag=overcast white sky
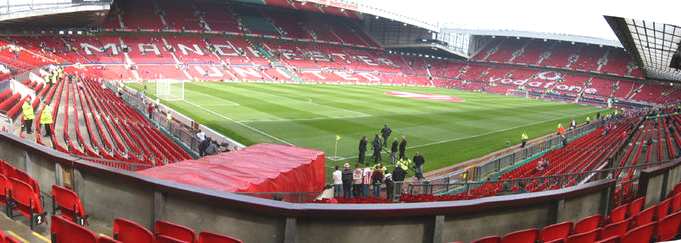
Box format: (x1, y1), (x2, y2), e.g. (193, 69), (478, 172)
(366, 0), (680, 40)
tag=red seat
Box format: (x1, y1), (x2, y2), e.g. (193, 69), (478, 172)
(155, 220), (196, 243)
(10, 169), (40, 194)
(599, 219), (629, 240)
(51, 185), (88, 225)
(628, 197), (644, 216)
(157, 235), (187, 243)
(98, 236), (122, 243)
(501, 228), (537, 243)
(657, 198), (671, 219)
(50, 215), (97, 243)
(656, 211), (681, 241)
(595, 236), (619, 243)
(633, 205), (656, 226)
(5, 235), (21, 243)
(8, 178), (45, 229)
(565, 229), (599, 243)
(574, 215), (602, 234)
(0, 175), (11, 208)
(672, 194), (681, 212)
(608, 204), (628, 223)
(540, 222), (572, 242)
(113, 218), (154, 243)
(198, 232), (243, 243)
(621, 222), (655, 243)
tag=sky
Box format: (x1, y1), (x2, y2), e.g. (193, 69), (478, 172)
(366, 0), (680, 41)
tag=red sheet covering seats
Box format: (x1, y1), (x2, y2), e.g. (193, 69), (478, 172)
(139, 144), (325, 194)
(198, 232), (243, 243)
(51, 185), (88, 225)
(8, 178), (46, 229)
(113, 218), (154, 243)
(51, 215), (98, 243)
(155, 220), (196, 243)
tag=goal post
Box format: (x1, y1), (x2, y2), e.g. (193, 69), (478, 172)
(156, 79), (185, 101)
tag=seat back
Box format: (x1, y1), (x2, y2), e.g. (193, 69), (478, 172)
(609, 204), (628, 223)
(51, 185), (86, 223)
(0, 174), (10, 204)
(198, 232), (243, 243)
(155, 220), (195, 243)
(628, 197), (645, 216)
(595, 236), (619, 243)
(672, 193), (681, 213)
(599, 219), (629, 240)
(540, 222), (572, 242)
(656, 211), (681, 241)
(501, 228), (537, 243)
(5, 235), (21, 243)
(9, 178), (44, 217)
(50, 215), (97, 243)
(657, 198), (672, 219)
(565, 229), (598, 243)
(98, 236), (122, 243)
(113, 218), (154, 243)
(157, 235), (187, 243)
(633, 205), (656, 226)
(574, 215), (602, 234)
(621, 222), (655, 243)
(10, 169), (39, 194)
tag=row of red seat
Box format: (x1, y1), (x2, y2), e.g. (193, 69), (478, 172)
(453, 183), (681, 243)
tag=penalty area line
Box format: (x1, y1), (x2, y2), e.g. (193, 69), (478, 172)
(182, 100), (293, 145)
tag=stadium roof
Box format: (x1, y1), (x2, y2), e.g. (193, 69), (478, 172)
(606, 16), (681, 82)
(441, 28), (623, 48)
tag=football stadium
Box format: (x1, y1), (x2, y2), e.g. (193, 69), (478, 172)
(0, 0), (679, 242)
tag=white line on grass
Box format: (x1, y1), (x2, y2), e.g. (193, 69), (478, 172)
(182, 100), (293, 145)
(240, 114), (373, 123)
(328, 109), (599, 161)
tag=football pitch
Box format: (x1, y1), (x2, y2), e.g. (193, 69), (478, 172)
(129, 82), (605, 176)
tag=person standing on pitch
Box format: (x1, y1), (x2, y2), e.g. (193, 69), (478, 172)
(21, 99), (34, 134)
(341, 163), (353, 198)
(380, 124), (392, 147)
(372, 134), (382, 163)
(358, 136), (368, 164)
(521, 131), (529, 148)
(332, 166), (343, 198)
(413, 152), (425, 181)
(398, 136), (407, 160)
(390, 138), (399, 165)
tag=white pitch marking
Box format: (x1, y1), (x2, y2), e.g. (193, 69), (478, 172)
(182, 100), (293, 145)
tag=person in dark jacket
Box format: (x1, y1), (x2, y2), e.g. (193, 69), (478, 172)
(398, 136), (407, 160)
(390, 139), (399, 165)
(372, 134), (382, 163)
(413, 152), (425, 180)
(392, 165), (406, 198)
(384, 173), (394, 200)
(380, 124), (392, 147)
(370, 165), (384, 197)
(341, 163), (353, 198)
(358, 136), (367, 164)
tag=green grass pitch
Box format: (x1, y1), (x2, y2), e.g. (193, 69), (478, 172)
(129, 82), (605, 179)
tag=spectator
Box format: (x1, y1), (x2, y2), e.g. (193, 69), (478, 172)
(561, 134), (568, 147)
(341, 163), (353, 198)
(570, 119), (576, 129)
(371, 165), (384, 197)
(40, 103), (53, 138)
(166, 111), (173, 128)
(332, 166), (342, 198)
(398, 136), (407, 160)
(199, 137), (211, 156)
(204, 141), (219, 155)
(392, 163), (407, 198)
(585, 116), (591, 124)
(521, 131), (529, 148)
(352, 164), (363, 198)
(362, 165), (372, 197)
(372, 134), (382, 163)
(413, 152), (425, 180)
(380, 124), (392, 147)
(536, 158), (548, 172)
(384, 173), (394, 200)
(557, 123), (566, 135)
(358, 136), (367, 164)
(517, 181), (527, 193)
(147, 102), (154, 119)
(21, 100), (34, 134)
(390, 138), (399, 165)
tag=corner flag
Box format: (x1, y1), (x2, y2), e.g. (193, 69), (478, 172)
(336, 135), (342, 141)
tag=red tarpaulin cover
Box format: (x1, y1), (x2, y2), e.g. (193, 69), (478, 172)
(138, 144), (325, 193)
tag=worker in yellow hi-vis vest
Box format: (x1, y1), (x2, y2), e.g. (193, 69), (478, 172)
(21, 100), (34, 134)
(40, 104), (53, 138)
(521, 131), (529, 148)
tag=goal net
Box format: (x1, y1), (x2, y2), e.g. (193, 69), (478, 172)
(156, 79), (185, 101)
